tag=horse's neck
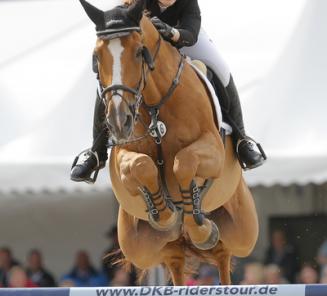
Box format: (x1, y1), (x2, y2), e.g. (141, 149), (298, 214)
(142, 41), (182, 105)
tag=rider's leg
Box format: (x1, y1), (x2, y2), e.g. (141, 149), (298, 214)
(70, 92), (109, 182)
(92, 92), (109, 160)
(180, 29), (266, 170)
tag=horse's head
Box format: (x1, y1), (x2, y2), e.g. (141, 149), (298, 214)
(80, 0), (157, 144)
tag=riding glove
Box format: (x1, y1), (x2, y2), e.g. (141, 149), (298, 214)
(151, 17), (175, 40)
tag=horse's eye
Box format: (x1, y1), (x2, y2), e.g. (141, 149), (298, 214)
(136, 47), (143, 57)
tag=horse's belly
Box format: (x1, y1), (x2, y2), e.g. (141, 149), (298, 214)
(109, 152), (149, 221)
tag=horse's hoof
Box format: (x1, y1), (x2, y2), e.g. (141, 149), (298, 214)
(148, 207), (183, 232)
(193, 221), (220, 250)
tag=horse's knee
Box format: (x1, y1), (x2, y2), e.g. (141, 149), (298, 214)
(173, 150), (199, 187)
(130, 155), (158, 184)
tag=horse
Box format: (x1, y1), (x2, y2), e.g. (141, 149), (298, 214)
(79, 0), (258, 285)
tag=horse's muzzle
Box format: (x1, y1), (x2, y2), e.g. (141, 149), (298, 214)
(106, 112), (134, 142)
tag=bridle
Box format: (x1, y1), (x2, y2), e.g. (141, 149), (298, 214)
(94, 26), (160, 145)
(93, 24), (185, 147)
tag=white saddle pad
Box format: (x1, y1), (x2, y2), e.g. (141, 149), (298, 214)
(189, 61), (232, 135)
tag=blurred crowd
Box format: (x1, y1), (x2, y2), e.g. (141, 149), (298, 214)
(0, 226), (136, 288)
(232, 229), (327, 285)
(1, 228), (327, 287)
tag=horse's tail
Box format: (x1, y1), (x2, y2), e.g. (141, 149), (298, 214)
(103, 249), (148, 285)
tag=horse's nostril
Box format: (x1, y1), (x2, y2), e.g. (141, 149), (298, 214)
(124, 115), (132, 129)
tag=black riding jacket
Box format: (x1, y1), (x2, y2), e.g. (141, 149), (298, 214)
(145, 0), (201, 48)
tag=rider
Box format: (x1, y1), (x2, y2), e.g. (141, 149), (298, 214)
(71, 0), (266, 183)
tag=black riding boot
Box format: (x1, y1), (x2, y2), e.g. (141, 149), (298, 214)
(70, 93), (109, 183)
(210, 70), (266, 170)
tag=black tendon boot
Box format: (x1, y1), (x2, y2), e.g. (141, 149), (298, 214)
(71, 93), (109, 183)
(210, 70), (266, 170)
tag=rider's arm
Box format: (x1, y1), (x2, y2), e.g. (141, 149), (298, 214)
(173, 0), (201, 48)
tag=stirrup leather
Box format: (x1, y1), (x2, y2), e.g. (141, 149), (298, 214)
(236, 137), (267, 170)
(71, 149), (101, 184)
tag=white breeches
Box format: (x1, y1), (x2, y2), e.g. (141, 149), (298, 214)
(180, 28), (231, 87)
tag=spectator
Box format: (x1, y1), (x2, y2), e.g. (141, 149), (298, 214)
(103, 226), (137, 286)
(59, 279), (75, 287)
(26, 249), (56, 287)
(0, 247), (20, 287)
(61, 250), (107, 287)
(264, 229), (299, 283)
(110, 267), (131, 287)
(8, 266), (38, 288)
(240, 263), (264, 285)
(317, 240), (327, 267)
(320, 265), (327, 284)
(263, 264), (288, 284)
(197, 265), (219, 286)
(185, 274), (198, 286)
(297, 264), (319, 284)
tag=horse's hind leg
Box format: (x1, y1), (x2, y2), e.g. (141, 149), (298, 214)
(173, 132), (225, 250)
(210, 179), (259, 257)
(162, 240), (185, 286)
(118, 207), (180, 270)
(214, 244), (232, 285)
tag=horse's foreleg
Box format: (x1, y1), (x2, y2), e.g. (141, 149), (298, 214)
(173, 132), (225, 250)
(118, 149), (181, 231)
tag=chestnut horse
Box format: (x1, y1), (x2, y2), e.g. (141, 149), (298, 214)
(80, 0), (258, 285)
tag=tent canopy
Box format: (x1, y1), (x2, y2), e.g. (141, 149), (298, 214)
(244, 0), (327, 186)
(1, 0), (318, 192)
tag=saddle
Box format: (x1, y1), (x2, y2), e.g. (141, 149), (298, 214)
(190, 59), (233, 138)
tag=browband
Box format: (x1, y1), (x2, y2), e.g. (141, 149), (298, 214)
(96, 26), (141, 39)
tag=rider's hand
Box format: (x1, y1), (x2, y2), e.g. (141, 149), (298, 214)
(151, 17), (175, 40)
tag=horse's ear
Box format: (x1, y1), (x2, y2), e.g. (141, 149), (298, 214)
(79, 0), (104, 27)
(127, 0), (146, 24)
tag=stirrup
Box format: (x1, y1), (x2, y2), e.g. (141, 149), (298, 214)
(236, 137), (267, 170)
(71, 149), (101, 184)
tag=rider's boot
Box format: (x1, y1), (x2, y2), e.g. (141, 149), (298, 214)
(210, 70), (266, 170)
(70, 93), (109, 183)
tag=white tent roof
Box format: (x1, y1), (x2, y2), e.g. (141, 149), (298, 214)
(244, 0), (327, 186)
(0, 1), (113, 193)
(0, 0), (312, 192)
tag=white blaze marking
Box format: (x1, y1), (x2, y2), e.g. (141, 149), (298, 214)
(108, 39), (124, 130)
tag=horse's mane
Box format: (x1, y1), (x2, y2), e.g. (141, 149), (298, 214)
(123, 0), (136, 5)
